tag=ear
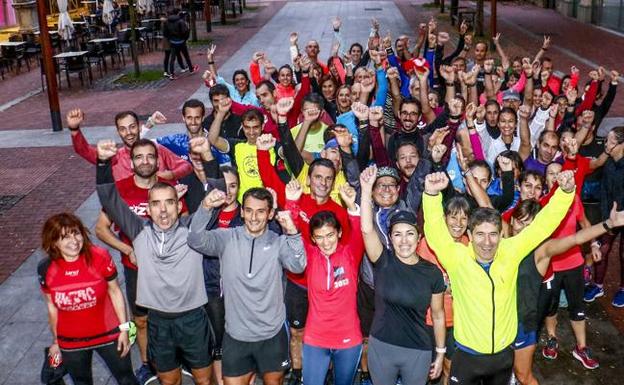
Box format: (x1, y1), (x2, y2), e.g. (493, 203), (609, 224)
(268, 208), (275, 221)
(177, 200), (183, 215)
(338, 229), (343, 239)
(306, 175), (311, 188)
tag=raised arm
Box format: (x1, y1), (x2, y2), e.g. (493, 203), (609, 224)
(187, 189), (229, 256)
(517, 105), (533, 161)
(67, 109), (98, 165)
(492, 33), (510, 71)
(207, 98), (231, 153)
(360, 165), (384, 262)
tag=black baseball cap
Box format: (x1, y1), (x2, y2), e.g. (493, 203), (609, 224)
(388, 210), (417, 229)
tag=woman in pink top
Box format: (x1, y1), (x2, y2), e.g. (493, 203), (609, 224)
(285, 181), (364, 385)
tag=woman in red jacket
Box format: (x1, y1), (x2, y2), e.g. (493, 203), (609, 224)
(285, 180), (363, 385)
(38, 213), (136, 385)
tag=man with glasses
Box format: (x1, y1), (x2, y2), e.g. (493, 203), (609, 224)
(387, 98), (428, 160)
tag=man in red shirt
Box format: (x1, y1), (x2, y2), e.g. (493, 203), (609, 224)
(66, 108), (192, 181)
(95, 138), (187, 384)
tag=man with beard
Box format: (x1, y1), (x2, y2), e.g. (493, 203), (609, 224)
(68, 109), (192, 181)
(95, 139), (189, 384)
(386, 98), (427, 160)
(524, 131), (560, 175)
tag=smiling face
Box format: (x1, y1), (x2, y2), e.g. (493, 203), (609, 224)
(255, 83), (275, 109)
(307, 165), (335, 202)
(278, 67), (293, 87)
(519, 175), (544, 201)
(350, 45), (362, 64)
(242, 117), (263, 145)
(56, 228), (84, 260)
(537, 133), (559, 164)
(321, 78), (337, 100)
(396, 144), (419, 179)
(336, 87), (351, 110)
(234, 73), (249, 93)
(183, 106), (204, 135)
(241, 196), (274, 237)
(498, 111), (517, 137)
(373, 176), (400, 208)
(511, 214), (535, 236)
(147, 186), (182, 230)
(116, 115), (140, 148)
(131, 144), (158, 179)
(399, 102), (421, 132)
(446, 209), (468, 240)
(468, 221), (500, 262)
(312, 224), (341, 255)
(390, 223), (419, 260)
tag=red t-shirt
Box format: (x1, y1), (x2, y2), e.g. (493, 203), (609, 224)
(303, 214), (363, 349)
(113, 176), (187, 269)
(39, 246), (121, 350)
(546, 195), (585, 277)
(285, 194), (350, 287)
(218, 208), (238, 228)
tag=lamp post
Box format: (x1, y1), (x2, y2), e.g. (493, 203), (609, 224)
(35, 0), (62, 131)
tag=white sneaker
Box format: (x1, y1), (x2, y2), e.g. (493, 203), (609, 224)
(180, 67), (189, 73)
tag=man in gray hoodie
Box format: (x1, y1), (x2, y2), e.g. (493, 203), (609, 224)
(188, 187), (305, 385)
(95, 139), (213, 385)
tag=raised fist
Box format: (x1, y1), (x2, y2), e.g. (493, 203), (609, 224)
(256, 134), (276, 151)
(276, 97), (295, 116)
(202, 188), (226, 209)
(97, 139), (118, 161)
(285, 179), (303, 202)
(425, 172), (449, 195)
(556, 170), (575, 193)
(66, 108), (84, 130)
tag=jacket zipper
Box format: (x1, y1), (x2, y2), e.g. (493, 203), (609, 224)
(325, 254), (331, 290)
(248, 238), (256, 276)
(159, 231), (165, 255)
(485, 270), (496, 354)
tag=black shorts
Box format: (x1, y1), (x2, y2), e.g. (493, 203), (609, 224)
(357, 280), (375, 336)
(222, 325), (290, 377)
(205, 296), (226, 360)
(123, 266), (148, 317)
(147, 307), (214, 373)
(285, 280), (308, 329)
(546, 265), (586, 321)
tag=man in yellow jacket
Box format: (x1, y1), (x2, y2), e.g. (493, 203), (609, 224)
(422, 170), (576, 385)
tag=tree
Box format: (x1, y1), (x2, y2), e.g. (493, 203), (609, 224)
(127, 0), (141, 76)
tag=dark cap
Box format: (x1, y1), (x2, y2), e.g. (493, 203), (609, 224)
(502, 89), (521, 101)
(388, 210), (417, 229)
(376, 166), (400, 182)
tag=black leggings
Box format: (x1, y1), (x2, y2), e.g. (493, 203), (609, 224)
(62, 342), (138, 385)
(169, 42), (193, 75)
(449, 347), (513, 385)
(545, 265), (586, 321)
(163, 49), (185, 73)
(595, 228), (624, 287)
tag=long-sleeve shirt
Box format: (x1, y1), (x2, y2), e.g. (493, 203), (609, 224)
(216, 75), (260, 107)
(72, 130), (192, 181)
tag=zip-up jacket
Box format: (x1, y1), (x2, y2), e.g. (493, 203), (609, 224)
(188, 205), (305, 342)
(96, 160), (207, 313)
(423, 187), (574, 354)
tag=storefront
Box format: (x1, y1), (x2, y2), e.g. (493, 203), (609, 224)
(556, 0), (624, 32)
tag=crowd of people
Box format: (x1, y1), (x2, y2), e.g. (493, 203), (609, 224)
(37, 14), (624, 385)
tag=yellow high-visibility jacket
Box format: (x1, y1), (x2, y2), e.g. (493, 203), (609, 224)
(422, 188), (574, 354)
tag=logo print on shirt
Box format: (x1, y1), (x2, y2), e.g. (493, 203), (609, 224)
(333, 266), (349, 289)
(54, 287), (97, 311)
(64, 270), (79, 277)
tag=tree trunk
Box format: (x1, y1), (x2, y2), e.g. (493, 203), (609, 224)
(205, 0), (212, 32)
(219, 0), (226, 24)
(476, 0), (484, 36)
(190, 0), (197, 41)
(127, 0), (140, 76)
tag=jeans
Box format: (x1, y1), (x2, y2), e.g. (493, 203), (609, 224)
(61, 342), (138, 385)
(163, 49), (185, 74)
(169, 41), (192, 75)
(302, 343), (362, 385)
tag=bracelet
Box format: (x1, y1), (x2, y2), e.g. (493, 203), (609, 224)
(541, 47), (548, 51)
(435, 347), (447, 354)
(591, 241), (601, 248)
(603, 221), (613, 233)
(207, 61), (215, 65)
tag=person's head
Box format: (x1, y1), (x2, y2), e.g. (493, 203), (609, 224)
(474, 42), (488, 61)
(302, 93), (325, 121)
(305, 40), (320, 59)
(468, 160), (492, 191)
(545, 162), (562, 190)
(444, 196), (472, 241)
(349, 43), (363, 64)
(220, 165), (240, 208)
(373, 167), (401, 208)
(510, 199), (542, 236)
(395, 141), (420, 179)
(320, 127), (345, 170)
(310, 211), (342, 255)
(241, 109), (264, 144)
(399, 98), (422, 133)
(537, 131), (560, 164)
(241, 188), (275, 236)
(278, 65), (294, 87)
(147, 182), (182, 230)
(130, 139), (158, 179)
(114, 111), (140, 147)
(388, 211), (419, 260)
(467, 208), (502, 262)
(541, 57), (553, 74)
(42, 213), (93, 263)
(232, 69), (251, 94)
(353, 67), (367, 84)
(532, 88), (543, 108)
(560, 75), (572, 95)
(519, 170), (545, 201)
(485, 100), (501, 127)
(209, 84), (230, 113)
(498, 107), (517, 137)
(451, 56), (466, 73)
(255, 80), (276, 109)
(182, 99), (205, 135)
(307, 158), (336, 201)
(605, 126), (624, 157)
(540, 90), (554, 110)
(506, 71), (520, 89)
(336, 85), (352, 111)
(428, 91), (440, 110)
(554, 95), (568, 113)
(511, 58), (522, 74)
(320, 74), (338, 101)
(502, 90), (521, 110)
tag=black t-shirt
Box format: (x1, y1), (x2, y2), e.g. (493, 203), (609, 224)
(579, 135), (605, 202)
(202, 112), (243, 141)
(516, 252), (542, 332)
(370, 248), (445, 349)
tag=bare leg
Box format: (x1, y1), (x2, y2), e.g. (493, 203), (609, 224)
(513, 345), (539, 385)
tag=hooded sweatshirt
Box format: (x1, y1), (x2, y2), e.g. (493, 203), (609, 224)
(188, 205), (306, 342)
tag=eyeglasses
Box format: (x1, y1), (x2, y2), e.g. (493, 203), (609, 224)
(375, 183), (398, 191)
(400, 111), (419, 117)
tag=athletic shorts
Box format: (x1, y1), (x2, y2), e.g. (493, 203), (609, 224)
(285, 280), (308, 329)
(546, 265), (586, 321)
(205, 296), (226, 360)
(222, 324), (290, 377)
(123, 266), (148, 317)
(357, 280), (375, 336)
(511, 322), (537, 350)
(147, 307), (214, 373)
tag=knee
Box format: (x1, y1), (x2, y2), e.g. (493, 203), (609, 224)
(134, 316), (148, 329)
(515, 370), (537, 385)
(290, 328), (304, 338)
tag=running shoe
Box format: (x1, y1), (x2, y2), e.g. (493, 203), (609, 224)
(612, 289), (624, 307)
(190, 64), (200, 74)
(572, 346), (599, 369)
(163, 72), (171, 77)
(287, 375), (302, 385)
(135, 363), (157, 385)
(180, 67), (189, 73)
(583, 265), (593, 286)
(168, 74), (178, 80)
(181, 366), (193, 378)
(542, 337), (558, 360)
(359, 371), (373, 385)
(584, 284), (604, 303)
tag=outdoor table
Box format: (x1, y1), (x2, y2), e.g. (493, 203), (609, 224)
(73, 21), (88, 25)
(141, 19), (161, 23)
(119, 27), (146, 33)
(89, 37), (117, 44)
(0, 41), (26, 47)
(54, 51), (88, 59)
(53, 51), (91, 88)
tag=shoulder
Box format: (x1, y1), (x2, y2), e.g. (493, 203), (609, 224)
(37, 258), (54, 288)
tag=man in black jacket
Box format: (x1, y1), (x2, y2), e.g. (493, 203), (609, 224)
(163, 8), (198, 79)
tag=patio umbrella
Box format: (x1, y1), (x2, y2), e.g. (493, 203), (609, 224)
(57, 0), (75, 41)
(102, 0), (115, 26)
(136, 0), (154, 15)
